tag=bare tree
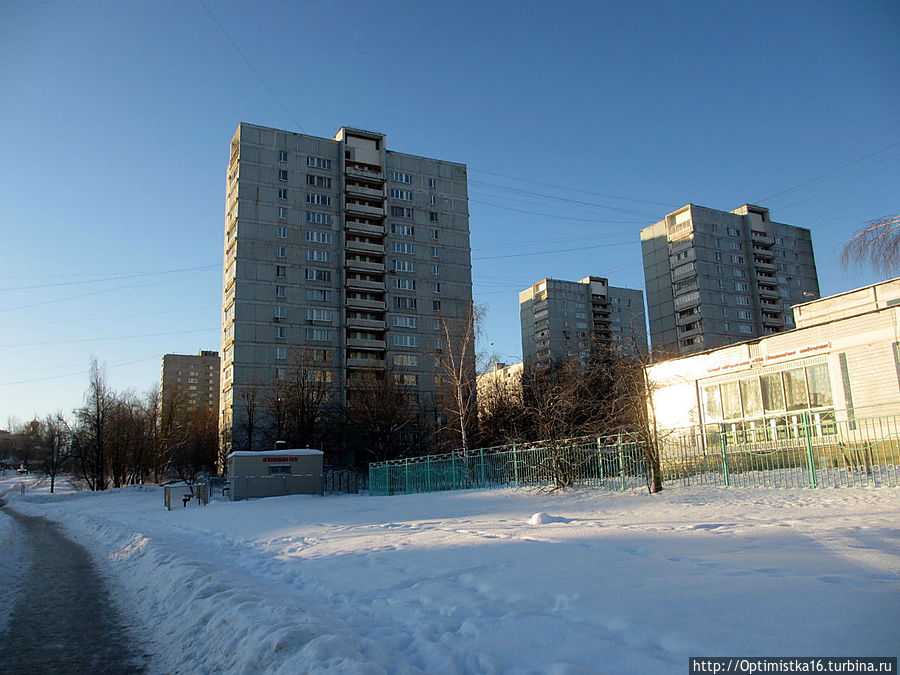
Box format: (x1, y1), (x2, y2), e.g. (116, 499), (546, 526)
(238, 386), (260, 451)
(38, 413), (71, 493)
(73, 359), (114, 490)
(435, 303), (481, 453)
(841, 214), (900, 275)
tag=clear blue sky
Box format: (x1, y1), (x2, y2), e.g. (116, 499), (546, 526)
(1, 0), (898, 427)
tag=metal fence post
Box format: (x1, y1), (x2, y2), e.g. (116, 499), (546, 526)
(404, 458), (409, 494)
(596, 437), (604, 481)
(426, 455), (432, 493)
(803, 412), (818, 488)
(512, 444), (519, 486)
(617, 433), (626, 491)
(479, 447), (486, 487)
(719, 423), (731, 487)
(451, 453), (457, 490)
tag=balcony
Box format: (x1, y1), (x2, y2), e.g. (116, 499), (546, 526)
(345, 182), (385, 200)
(346, 317), (386, 331)
(345, 297), (386, 311)
(345, 199), (385, 218)
(671, 265), (696, 283)
(345, 239), (385, 255)
(345, 258), (385, 274)
(345, 165), (384, 182)
(346, 357), (386, 370)
(758, 285), (779, 299)
(345, 220), (385, 236)
(752, 246), (775, 260)
(754, 259), (777, 273)
(346, 338), (386, 350)
(751, 231), (775, 245)
(345, 277), (385, 292)
(762, 313), (785, 326)
(676, 310), (701, 326)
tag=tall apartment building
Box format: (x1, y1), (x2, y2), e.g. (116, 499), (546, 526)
(519, 276), (647, 370)
(641, 204), (819, 358)
(220, 123), (473, 448)
(160, 350), (221, 421)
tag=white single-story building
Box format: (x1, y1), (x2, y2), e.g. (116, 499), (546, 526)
(226, 448), (324, 501)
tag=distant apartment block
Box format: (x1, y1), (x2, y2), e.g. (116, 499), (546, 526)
(160, 350), (220, 421)
(641, 204), (819, 358)
(220, 123), (473, 448)
(476, 361), (524, 400)
(519, 277), (647, 370)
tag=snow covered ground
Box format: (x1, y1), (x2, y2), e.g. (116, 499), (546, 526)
(2, 472), (898, 673)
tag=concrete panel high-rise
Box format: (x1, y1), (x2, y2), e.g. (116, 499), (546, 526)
(641, 204), (819, 358)
(220, 124), (473, 449)
(160, 350), (221, 422)
(519, 276), (647, 370)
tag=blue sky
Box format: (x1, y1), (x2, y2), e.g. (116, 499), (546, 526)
(1, 0), (898, 426)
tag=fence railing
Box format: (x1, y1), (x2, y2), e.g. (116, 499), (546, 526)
(369, 410), (900, 496)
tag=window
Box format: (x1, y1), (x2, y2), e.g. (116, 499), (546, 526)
(306, 193), (332, 206)
(738, 324), (752, 335)
(432, 265), (440, 275)
(278, 169), (288, 182)
(277, 226), (287, 238)
(393, 354), (418, 367)
(395, 297), (417, 309)
(275, 347), (286, 360)
(394, 374), (418, 386)
(306, 269), (332, 282)
(394, 260), (415, 272)
(306, 288), (333, 302)
(432, 282), (441, 293)
(391, 223), (414, 236)
(305, 309), (333, 322)
(429, 212), (438, 222)
(391, 206), (413, 218)
(730, 242), (741, 250)
(393, 316), (417, 328)
(276, 326), (286, 339)
(390, 189), (414, 200)
(428, 178), (437, 188)
(727, 227), (740, 237)
(269, 465), (291, 475)
(307, 156), (332, 170)
(306, 231), (332, 244)
(395, 278), (416, 290)
(733, 269), (745, 278)
(731, 254), (744, 264)
(305, 328), (333, 341)
(391, 242), (415, 254)
(278, 189), (288, 200)
(429, 228), (438, 240)
(393, 334), (419, 347)
(433, 300), (441, 312)
(279, 151), (288, 162)
(306, 175), (332, 188)
(736, 296), (750, 305)
(737, 310), (752, 319)
(306, 212), (332, 225)
(276, 285), (286, 298)
(276, 246), (286, 258)
(390, 171), (412, 184)
(430, 246), (439, 258)
(429, 195), (437, 205)
(307, 250), (332, 263)
(279, 207), (288, 219)
(276, 265), (286, 278)
(714, 252), (722, 261)
(734, 282), (749, 291)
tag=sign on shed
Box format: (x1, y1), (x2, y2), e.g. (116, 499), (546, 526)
(226, 448), (324, 501)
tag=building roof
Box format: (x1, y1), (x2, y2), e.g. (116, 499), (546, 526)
(227, 449), (324, 458)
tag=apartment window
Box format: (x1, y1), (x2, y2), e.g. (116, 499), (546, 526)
(714, 252), (722, 261)
(277, 226), (287, 239)
(275, 347), (287, 360)
(429, 228), (438, 240)
(276, 246), (287, 258)
(727, 227), (740, 236)
(390, 171), (412, 184)
(305, 328), (333, 341)
(718, 280), (726, 289)
(393, 316), (417, 328)
(432, 265), (440, 275)
(775, 236), (784, 245)
(430, 246), (439, 258)
(305, 269), (332, 282)
(739, 325), (753, 335)
(391, 242), (415, 254)
(730, 242), (741, 250)
(305, 309), (333, 322)
(391, 206), (413, 218)
(278, 207), (288, 219)
(275, 306), (286, 319)
(306, 193), (332, 206)
(276, 326), (286, 339)
(429, 212), (438, 222)
(731, 254), (744, 264)
(721, 293), (728, 303)
(733, 269), (745, 278)
(395, 297), (417, 309)
(428, 177), (437, 188)
(306, 231), (332, 244)
(306, 175), (332, 188)
(429, 195), (437, 205)
(307, 250), (332, 263)
(276, 285), (286, 298)
(307, 156), (332, 170)
(394, 374), (418, 386)
(390, 189), (414, 201)
(433, 320), (441, 330)
(278, 189), (288, 200)
(279, 151), (288, 162)
(710, 224), (718, 233)
(736, 296), (750, 306)
(394, 260), (415, 272)
(716, 265), (724, 276)
(278, 169), (288, 182)
(392, 224), (414, 236)
(734, 282), (749, 291)
(395, 278), (416, 291)
(393, 334), (419, 347)
(306, 288), (333, 302)
(393, 354), (419, 367)
(433, 300), (441, 312)
(306, 212), (332, 225)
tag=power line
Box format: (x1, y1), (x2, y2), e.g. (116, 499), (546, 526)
(469, 197), (649, 223)
(0, 327), (217, 349)
(468, 180), (658, 217)
(0, 355), (162, 388)
(472, 241), (632, 261)
(0, 264), (220, 292)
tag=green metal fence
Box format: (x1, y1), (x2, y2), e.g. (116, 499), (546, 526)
(369, 410), (900, 496)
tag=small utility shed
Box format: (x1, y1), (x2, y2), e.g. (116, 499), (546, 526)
(226, 448), (324, 501)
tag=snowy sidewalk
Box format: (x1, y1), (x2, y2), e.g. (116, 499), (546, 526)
(3, 480), (898, 674)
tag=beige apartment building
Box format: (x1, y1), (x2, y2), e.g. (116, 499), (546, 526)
(160, 350), (220, 422)
(641, 204), (819, 357)
(220, 124), (473, 449)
